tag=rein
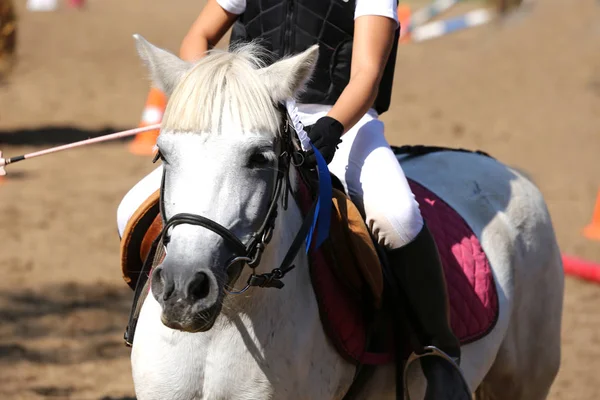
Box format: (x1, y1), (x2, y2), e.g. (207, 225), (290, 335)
(124, 105), (332, 346)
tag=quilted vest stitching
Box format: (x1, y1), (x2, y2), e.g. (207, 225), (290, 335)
(229, 0), (399, 114)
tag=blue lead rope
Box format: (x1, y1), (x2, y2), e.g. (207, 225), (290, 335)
(304, 143), (332, 252)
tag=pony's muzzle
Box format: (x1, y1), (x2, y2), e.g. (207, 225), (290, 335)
(150, 264), (221, 332)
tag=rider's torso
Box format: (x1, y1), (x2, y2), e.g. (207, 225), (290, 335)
(228, 0), (400, 115)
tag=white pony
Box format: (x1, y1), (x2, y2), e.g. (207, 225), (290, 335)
(129, 34), (564, 400)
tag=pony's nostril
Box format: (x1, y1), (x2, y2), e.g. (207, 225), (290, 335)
(151, 267), (175, 301)
(162, 277), (175, 301)
(187, 272), (211, 300)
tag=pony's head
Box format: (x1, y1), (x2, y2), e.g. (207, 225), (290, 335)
(133, 35), (319, 332)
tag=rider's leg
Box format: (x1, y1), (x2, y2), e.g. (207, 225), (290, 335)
(327, 112), (468, 399)
(116, 165), (163, 238)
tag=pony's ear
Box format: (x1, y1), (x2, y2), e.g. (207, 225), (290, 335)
(258, 45), (319, 103)
(133, 34), (193, 97)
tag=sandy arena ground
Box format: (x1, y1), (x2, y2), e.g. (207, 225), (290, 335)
(1, 0), (599, 398)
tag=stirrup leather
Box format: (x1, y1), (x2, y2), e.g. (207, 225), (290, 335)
(403, 346), (473, 400)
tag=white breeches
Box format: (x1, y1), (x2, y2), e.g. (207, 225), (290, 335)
(117, 108), (423, 250)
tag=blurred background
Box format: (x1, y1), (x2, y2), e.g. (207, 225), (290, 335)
(0, 0), (599, 398)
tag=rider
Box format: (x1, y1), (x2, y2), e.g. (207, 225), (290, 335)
(118, 0), (468, 397)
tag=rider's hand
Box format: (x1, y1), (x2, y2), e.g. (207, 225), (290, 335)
(304, 116), (344, 166)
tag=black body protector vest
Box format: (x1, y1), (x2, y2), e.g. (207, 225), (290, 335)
(229, 0), (400, 114)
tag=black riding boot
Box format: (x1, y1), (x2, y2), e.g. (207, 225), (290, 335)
(388, 223), (471, 400)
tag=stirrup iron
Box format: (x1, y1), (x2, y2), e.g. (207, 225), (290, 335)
(403, 346), (473, 400)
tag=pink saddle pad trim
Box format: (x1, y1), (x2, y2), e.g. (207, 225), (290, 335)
(408, 179), (499, 344)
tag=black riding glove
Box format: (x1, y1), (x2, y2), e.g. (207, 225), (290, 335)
(304, 116), (344, 166)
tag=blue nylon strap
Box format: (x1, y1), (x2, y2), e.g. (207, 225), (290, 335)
(305, 143), (332, 252)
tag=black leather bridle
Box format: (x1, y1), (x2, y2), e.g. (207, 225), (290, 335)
(124, 106), (319, 346)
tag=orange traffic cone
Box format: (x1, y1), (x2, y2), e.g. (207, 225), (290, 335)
(398, 4), (412, 44)
(128, 87), (166, 156)
(583, 189), (600, 241)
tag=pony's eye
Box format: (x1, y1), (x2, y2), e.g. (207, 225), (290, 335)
(248, 152), (271, 168)
(152, 149), (164, 164)
(152, 149), (170, 165)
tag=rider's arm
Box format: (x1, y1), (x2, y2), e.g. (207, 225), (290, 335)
(179, 0), (240, 62)
(326, 15), (397, 134)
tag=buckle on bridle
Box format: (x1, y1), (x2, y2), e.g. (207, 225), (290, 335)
(224, 255), (253, 295)
(246, 267), (288, 289)
(248, 243), (265, 268)
(291, 150), (305, 167)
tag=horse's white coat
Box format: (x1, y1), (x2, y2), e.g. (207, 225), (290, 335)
(130, 35), (564, 400)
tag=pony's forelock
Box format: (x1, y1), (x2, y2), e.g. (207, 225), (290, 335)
(161, 42), (281, 136)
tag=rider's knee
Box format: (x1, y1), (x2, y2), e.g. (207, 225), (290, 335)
(365, 197), (423, 250)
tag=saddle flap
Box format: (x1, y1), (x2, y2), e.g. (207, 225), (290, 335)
(327, 188), (384, 309)
(120, 189), (162, 289)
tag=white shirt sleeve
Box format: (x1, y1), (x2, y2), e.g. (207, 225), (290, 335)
(355, 0), (399, 29)
(216, 0), (246, 15)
